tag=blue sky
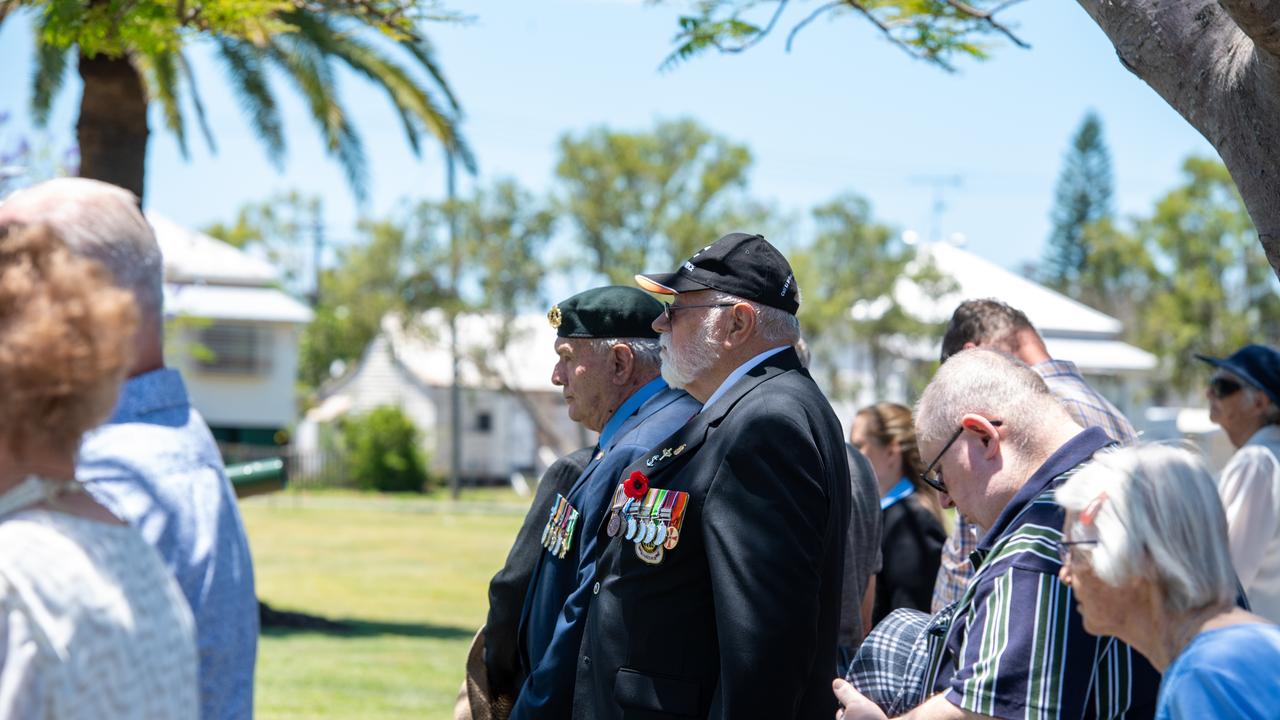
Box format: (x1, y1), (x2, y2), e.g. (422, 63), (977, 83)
(0, 0), (1214, 274)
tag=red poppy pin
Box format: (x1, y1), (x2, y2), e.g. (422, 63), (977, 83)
(624, 471), (649, 500)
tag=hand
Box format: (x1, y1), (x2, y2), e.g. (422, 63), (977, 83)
(833, 678), (888, 720)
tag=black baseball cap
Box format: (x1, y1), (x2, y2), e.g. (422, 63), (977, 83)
(634, 232), (800, 315)
(548, 286), (663, 339)
(1196, 344), (1280, 408)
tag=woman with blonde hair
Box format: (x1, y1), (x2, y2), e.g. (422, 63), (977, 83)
(850, 402), (946, 624)
(0, 224), (197, 717)
(1056, 444), (1280, 718)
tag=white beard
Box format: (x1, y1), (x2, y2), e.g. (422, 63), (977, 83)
(659, 331), (721, 390)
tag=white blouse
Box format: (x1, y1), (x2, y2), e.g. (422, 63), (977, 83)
(0, 509), (198, 719)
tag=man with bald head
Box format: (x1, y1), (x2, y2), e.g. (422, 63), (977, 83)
(835, 349), (1159, 720)
(0, 178), (258, 719)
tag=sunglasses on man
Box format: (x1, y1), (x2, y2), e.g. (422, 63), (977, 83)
(1209, 376), (1243, 399)
(919, 420), (1004, 494)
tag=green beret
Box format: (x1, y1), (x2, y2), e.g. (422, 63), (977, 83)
(548, 286), (662, 339)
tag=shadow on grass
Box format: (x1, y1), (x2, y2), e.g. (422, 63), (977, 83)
(260, 601), (473, 640)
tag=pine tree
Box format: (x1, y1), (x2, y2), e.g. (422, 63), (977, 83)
(1043, 112), (1114, 293)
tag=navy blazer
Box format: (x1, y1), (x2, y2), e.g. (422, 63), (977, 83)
(511, 384), (699, 719)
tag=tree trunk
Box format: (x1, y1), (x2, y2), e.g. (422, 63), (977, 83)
(1075, 0), (1280, 278)
(77, 52), (149, 203)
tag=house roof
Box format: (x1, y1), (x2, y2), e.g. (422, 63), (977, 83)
(897, 242), (1123, 337)
(165, 283), (313, 324)
(887, 242), (1156, 372)
(381, 309), (560, 393)
(148, 213), (280, 287)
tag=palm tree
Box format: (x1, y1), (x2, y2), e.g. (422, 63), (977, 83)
(4, 1), (473, 204)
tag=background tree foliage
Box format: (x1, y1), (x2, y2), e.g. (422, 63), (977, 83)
(2, 0), (471, 202)
(1041, 111), (1113, 295)
(555, 118), (770, 283)
(1129, 157), (1280, 395)
(791, 193), (955, 400)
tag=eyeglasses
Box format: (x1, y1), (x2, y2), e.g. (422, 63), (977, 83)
(662, 302), (738, 323)
(919, 420), (1004, 494)
(1056, 538), (1099, 565)
(1209, 376), (1243, 399)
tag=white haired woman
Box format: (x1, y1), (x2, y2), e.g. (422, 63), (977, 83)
(1056, 444), (1280, 719)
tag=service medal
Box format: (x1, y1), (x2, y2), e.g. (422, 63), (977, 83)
(655, 523), (668, 546)
(663, 525), (680, 550)
(606, 511), (622, 537)
(635, 542), (664, 565)
(643, 519), (658, 545)
(625, 516), (638, 540)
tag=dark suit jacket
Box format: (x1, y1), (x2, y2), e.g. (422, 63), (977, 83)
(484, 447), (594, 704)
(872, 495), (945, 626)
(572, 348), (851, 720)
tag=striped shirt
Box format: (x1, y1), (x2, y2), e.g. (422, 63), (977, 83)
(932, 360), (1138, 612)
(934, 428), (1161, 719)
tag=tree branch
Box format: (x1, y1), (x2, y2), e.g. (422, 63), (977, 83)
(943, 0), (1030, 49)
(1215, 0), (1280, 59)
(844, 0), (956, 71)
(715, 0), (790, 54)
(786, 1), (842, 51)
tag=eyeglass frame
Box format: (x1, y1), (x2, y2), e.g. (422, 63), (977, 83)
(1208, 374), (1244, 400)
(662, 301), (739, 323)
(919, 419), (1004, 494)
(1055, 538), (1099, 566)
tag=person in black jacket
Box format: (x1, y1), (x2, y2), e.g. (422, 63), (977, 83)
(849, 402), (946, 626)
(572, 232), (852, 720)
(473, 447), (593, 717)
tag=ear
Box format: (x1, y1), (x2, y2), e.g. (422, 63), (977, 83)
(610, 343), (636, 385)
(960, 413), (1001, 461)
(723, 302), (757, 348)
(962, 341), (979, 351)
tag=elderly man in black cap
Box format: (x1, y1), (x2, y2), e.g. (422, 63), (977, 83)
(506, 286), (699, 720)
(572, 233), (852, 719)
(1199, 343), (1280, 623)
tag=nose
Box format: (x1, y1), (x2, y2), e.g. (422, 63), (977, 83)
(551, 362), (564, 387)
(940, 492), (955, 510)
(1058, 563), (1071, 586)
(653, 308), (671, 334)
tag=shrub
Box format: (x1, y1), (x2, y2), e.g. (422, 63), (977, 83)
(341, 405), (432, 493)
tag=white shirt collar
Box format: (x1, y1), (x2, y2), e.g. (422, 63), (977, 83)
(700, 345), (789, 413)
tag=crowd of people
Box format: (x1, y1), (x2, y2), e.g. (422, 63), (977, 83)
(464, 232), (1280, 720)
(0, 174), (1277, 719)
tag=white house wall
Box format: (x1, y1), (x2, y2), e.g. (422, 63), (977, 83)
(172, 320), (302, 429)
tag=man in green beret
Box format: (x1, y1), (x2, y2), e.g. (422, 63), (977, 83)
(508, 286), (700, 719)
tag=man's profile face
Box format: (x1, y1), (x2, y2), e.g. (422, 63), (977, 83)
(652, 290), (726, 390)
(551, 337), (614, 432)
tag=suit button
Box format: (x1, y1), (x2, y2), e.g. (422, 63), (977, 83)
(593, 582), (600, 595)
(583, 656), (591, 666)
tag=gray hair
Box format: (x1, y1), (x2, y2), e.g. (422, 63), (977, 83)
(0, 178), (164, 326)
(1055, 444), (1237, 615)
(915, 348), (1070, 456)
(589, 337), (662, 374)
(703, 291), (801, 345)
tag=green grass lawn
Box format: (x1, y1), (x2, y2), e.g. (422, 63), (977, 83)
(242, 488), (529, 718)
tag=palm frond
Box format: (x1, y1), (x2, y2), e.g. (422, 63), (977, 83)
(285, 11), (475, 173)
(266, 34), (368, 201)
(215, 38), (286, 167)
(139, 50), (190, 159)
(178, 49), (217, 153)
(31, 13), (70, 127)
(399, 36), (461, 114)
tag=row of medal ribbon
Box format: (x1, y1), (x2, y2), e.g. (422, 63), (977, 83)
(605, 484), (690, 551)
(541, 493), (580, 559)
